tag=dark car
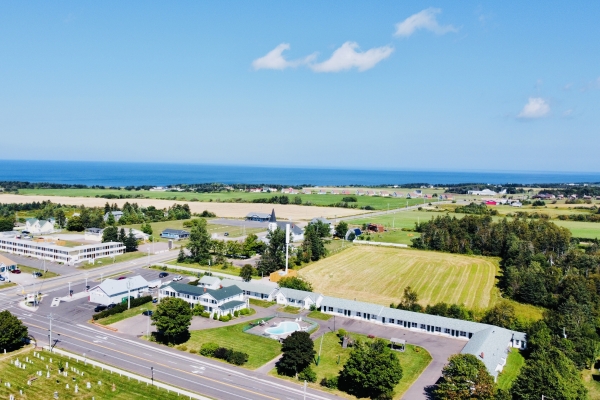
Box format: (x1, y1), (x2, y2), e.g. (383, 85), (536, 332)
(11, 269), (21, 274)
(152, 298), (158, 303)
(158, 272), (168, 278)
(0, 276), (5, 281)
(117, 276), (127, 280)
(33, 272), (43, 277)
(107, 303), (117, 309)
(224, 232), (229, 236)
(94, 305), (107, 312)
(142, 310), (153, 316)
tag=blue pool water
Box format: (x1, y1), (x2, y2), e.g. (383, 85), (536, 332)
(265, 321), (300, 336)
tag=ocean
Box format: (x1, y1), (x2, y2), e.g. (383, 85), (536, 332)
(0, 160), (598, 187)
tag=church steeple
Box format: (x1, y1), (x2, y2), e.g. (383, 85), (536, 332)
(269, 208), (276, 223)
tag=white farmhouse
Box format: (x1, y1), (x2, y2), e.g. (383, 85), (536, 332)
(88, 276), (149, 306)
(24, 218), (55, 234)
(159, 282), (247, 318)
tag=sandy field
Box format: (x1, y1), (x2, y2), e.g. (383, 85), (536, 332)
(0, 194), (370, 220)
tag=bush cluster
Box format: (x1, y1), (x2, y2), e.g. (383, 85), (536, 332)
(200, 342), (249, 365)
(92, 296), (152, 320)
(320, 376), (338, 389)
(298, 367), (317, 383)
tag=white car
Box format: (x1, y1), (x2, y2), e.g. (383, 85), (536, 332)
(173, 275), (183, 281)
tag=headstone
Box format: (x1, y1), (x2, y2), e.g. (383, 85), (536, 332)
(112, 383), (116, 392)
(27, 380), (30, 385)
(98, 381), (101, 385)
(65, 362), (68, 368)
(75, 384), (78, 393)
(9, 394), (14, 400)
(86, 382), (91, 389)
(19, 390), (22, 395)
(53, 391), (58, 399)
(47, 371), (50, 378)
(66, 384), (69, 389)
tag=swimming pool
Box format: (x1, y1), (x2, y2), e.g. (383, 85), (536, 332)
(265, 321), (300, 336)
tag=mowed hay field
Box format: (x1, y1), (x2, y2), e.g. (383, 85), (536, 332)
(300, 246), (498, 309)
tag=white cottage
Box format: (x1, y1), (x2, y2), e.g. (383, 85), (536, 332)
(275, 287), (323, 310)
(88, 276), (149, 306)
(159, 282), (247, 318)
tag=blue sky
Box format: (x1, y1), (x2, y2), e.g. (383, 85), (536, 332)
(1, 2), (599, 172)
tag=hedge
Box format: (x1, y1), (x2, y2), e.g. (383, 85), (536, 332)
(92, 295), (152, 320)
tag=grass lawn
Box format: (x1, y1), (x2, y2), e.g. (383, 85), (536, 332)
(0, 282), (17, 289)
(164, 260), (251, 279)
(99, 271), (133, 280)
(582, 366), (600, 400)
(96, 302), (157, 325)
(184, 319), (281, 369)
(249, 298), (276, 308)
(300, 246), (498, 309)
(0, 347), (183, 400)
(307, 310), (332, 321)
(79, 251), (147, 270)
(358, 229), (420, 246)
(552, 220), (600, 239)
(497, 348), (525, 391)
(16, 264), (60, 279)
(278, 305), (301, 314)
(270, 332), (432, 399)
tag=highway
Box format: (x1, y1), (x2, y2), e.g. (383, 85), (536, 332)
(0, 251), (340, 400)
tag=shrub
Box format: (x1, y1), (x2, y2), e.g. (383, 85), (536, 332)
(309, 304), (317, 311)
(92, 295), (152, 320)
(177, 345), (188, 352)
(337, 329), (347, 338)
(233, 310), (239, 317)
(213, 313), (218, 320)
(200, 311), (211, 318)
(240, 308), (250, 315)
(214, 347), (233, 360)
(320, 376), (338, 389)
(298, 367), (317, 383)
(188, 348), (197, 354)
(192, 304), (205, 316)
(200, 342), (219, 357)
(228, 351), (249, 366)
(219, 315), (231, 322)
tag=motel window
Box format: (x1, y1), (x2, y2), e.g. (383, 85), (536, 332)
(435, 327), (441, 332)
(356, 312), (361, 317)
(521, 342), (526, 349)
(444, 328), (451, 334)
(411, 322), (417, 328)
(389, 318), (394, 324)
(515, 340), (520, 346)
(459, 331), (467, 337)
(397, 320), (403, 325)
(420, 324), (426, 330)
(328, 307), (333, 312)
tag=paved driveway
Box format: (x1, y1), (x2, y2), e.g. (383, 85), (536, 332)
(305, 314), (466, 400)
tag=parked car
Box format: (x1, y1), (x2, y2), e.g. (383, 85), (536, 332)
(107, 303), (117, 309)
(32, 272), (43, 277)
(117, 276), (127, 280)
(173, 275), (183, 281)
(11, 269), (21, 274)
(94, 305), (107, 312)
(0, 276), (5, 281)
(142, 310), (153, 316)
(158, 272), (168, 278)
(152, 298), (158, 303)
(224, 232), (229, 236)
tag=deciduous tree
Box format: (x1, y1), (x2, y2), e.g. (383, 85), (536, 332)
(276, 331), (315, 376)
(0, 310), (28, 351)
(434, 354), (495, 400)
(151, 297), (192, 344)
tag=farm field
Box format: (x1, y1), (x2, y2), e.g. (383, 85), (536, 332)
(270, 332), (432, 400)
(0, 194), (368, 220)
(11, 188), (431, 210)
(352, 208), (600, 240)
(300, 246), (498, 309)
(0, 348), (184, 400)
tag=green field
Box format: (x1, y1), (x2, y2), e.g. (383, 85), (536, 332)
(16, 188), (432, 211)
(183, 319), (282, 369)
(300, 246), (498, 309)
(0, 348), (184, 400)
(271, 332), (432, 399)
(351, 208), (600, 240)
(497, 348), (525, 391)
(79, 251), (147, 270)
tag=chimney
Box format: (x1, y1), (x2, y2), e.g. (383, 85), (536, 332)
(203, 288), (206, 293)
(480, 352), (484, 359)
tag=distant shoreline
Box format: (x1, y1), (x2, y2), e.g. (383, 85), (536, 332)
(0, 159), (598, 187)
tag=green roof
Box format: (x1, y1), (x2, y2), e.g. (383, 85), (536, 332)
(220, 300), (246, 311)
(163, 282), (242, 301)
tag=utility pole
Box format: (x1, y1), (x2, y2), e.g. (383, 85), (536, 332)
(317, 334), (324, 365)
(47, 314), (54, 352)
(127, 279), (131, 310)
(68, 281), (72, 297)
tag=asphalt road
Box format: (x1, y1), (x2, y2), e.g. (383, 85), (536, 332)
(2, 298), (339, 400)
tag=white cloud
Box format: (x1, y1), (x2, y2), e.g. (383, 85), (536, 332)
(309, 42), (394, 73)
(517, 97), (550, 119)
(394, 8), (458, 37)
(252, 43), (315, 70)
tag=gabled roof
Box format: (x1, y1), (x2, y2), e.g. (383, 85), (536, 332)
(321, 296), (384, 316)
(461, 327), (513, 378)
(278, 287), (321, 302)
(161, 229), (190, 235)
(269, 209), (276, 223)
(221, 278), (278, 295)
(275, 221), (303, 235)
(220, 300), (246, 311)
(163, 282), (242, 301)
(245, 212), (271, 219)
(311, 217), (331, 225)
(93, 275), (149, 297)
(199, 276), (221, 286)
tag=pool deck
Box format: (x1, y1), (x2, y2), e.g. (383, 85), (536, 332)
(245, 316), (315, 341)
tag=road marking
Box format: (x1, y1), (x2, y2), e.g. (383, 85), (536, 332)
(51, 298), (61, 307)
(26, 321), (280, 400)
